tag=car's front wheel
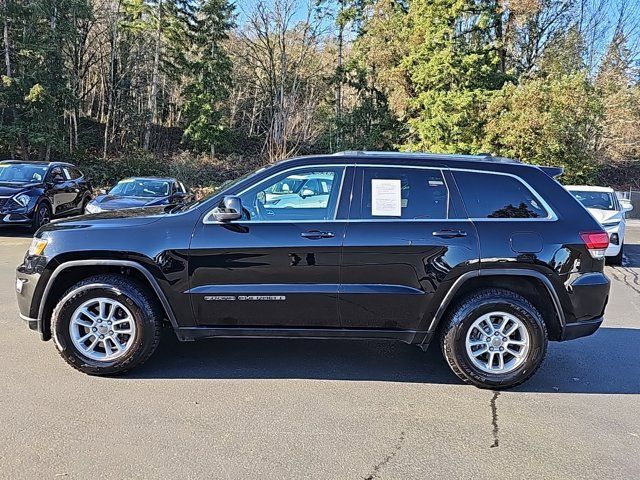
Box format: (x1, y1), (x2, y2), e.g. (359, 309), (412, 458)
(440, 289), (548, 389)
(31, 202), (51, 233)
(51, 275), (163, 375)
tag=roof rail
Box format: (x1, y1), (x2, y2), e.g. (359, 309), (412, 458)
(331, 150), (520, 164)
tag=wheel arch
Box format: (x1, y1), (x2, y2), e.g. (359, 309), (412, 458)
(423, 269), (565, 346)
(35, 196), (52, 212)
(38, 260), (179, 341)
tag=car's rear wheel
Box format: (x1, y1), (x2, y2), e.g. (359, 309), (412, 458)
(51, 275), (163, 375)
(440, 289), (548, 389)
(30, 202), (51, 233)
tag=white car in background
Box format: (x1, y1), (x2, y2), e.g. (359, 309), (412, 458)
(566, 185), (634, 265)
(263, 172), (334, 209)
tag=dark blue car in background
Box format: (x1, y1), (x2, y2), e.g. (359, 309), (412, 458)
(85, 177), (192, 213)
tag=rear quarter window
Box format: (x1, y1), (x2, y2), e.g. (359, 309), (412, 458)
(453, 171), (549, 219)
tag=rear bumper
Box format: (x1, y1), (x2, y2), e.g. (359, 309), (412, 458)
(567, 272), (610, 321)
(560, 316), (603, 341)
(559, 271), (609, 341)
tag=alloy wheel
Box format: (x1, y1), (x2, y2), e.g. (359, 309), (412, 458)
(69, 297), (137, 361)
(465, 311), (530, 374)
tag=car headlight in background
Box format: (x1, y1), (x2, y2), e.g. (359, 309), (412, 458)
(602, 220), (621, 227)
(12, 193), (31, 208)
(28, 237), (48, 256)
(85, 203), (101, 214)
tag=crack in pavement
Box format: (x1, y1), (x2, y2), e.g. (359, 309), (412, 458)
(363, 430), (406, 480)
(490, 391), (500, 448)
(609, 267), (640, 295)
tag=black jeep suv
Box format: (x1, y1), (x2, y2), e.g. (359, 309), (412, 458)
(0, 160), (92, 232)
(16, 152), (610, 388)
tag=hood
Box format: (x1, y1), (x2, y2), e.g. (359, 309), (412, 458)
(39, 206), (170, 234)
(586, 207), (623, 225)
(0, 182), (41, 196)
(92, 194), (169, 210)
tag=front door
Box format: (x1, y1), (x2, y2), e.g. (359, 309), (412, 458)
(189, 165), (352, 328)
(339, 166), (479, 331)
(47, 166), (78, 215)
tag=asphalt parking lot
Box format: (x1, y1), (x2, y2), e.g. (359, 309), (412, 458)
(1, 224), (639, 479)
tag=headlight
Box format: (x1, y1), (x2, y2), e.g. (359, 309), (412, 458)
(85, 203), (101, 214)
(12, 193), (31, 208)
(602, 220), (620, 227)
(28, 237), (48, 256)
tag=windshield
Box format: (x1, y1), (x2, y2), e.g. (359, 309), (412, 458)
(0, 163), (48, 183)
(109, 179), (171, 198)
(570, 190), (617, 211)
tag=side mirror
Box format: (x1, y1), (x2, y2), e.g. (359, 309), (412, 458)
(52, 174), (65, 184)
(621, 200), (633, 213)
(211, 196), (243, 222)
(300, 188), (315, 198)
(170, 191), (187, 202)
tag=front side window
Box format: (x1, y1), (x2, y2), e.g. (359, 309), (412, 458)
(358, 167), (449, 220)
(238, 167), (344, 221)
(569, 190), (617, 211)
(454, 171), (549, 219)
(48, 167), (64, 182)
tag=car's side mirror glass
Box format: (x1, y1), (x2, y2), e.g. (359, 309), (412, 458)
(209, 196), (243, 222)
(621, 201), (633, 212)
(300, 188), (315, 198)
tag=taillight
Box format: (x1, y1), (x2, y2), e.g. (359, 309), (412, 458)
(580, 231), (609, 259)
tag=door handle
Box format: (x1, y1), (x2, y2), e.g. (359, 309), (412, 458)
(432, 229), (467, 239)
(301, 230), (335, 239)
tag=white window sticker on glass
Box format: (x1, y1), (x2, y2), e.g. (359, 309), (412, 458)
(371, 179), (402, 216)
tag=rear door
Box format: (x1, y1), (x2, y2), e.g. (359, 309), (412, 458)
(339, 165), (479, 330)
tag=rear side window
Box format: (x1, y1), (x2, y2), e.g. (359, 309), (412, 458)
(453, 171), (549, 219)
(358, 167), (449, 220)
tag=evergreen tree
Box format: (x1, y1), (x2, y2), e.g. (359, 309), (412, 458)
(401, 0), (507, 153)
(182, 0), (234, 157)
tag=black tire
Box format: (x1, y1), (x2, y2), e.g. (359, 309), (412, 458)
(51, 274), (163, 375)
(30, 202), (51, 233)
(440, 288), (548, 389)
(80, 195), (90, 214)
(608, 244), (623, 266)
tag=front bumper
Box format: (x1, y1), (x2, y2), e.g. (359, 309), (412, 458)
(603, 222), (624, 256)
(16, 256), (49, 336)
(0, 212), (33, 225)
(19, 313), (38, 331)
